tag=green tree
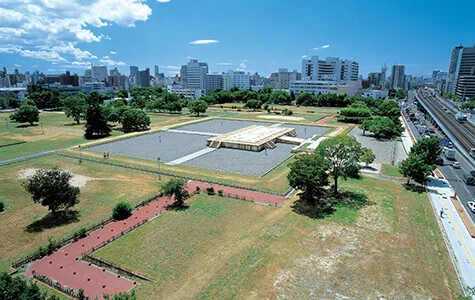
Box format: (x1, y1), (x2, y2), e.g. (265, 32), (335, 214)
(23, 168), (80, 213)
(360, 147), (376, 166)
(108, 106), (129, 124)
(296, 92), (315, 106)
(146, 98), (166, 112)
(367, 117), (400, 138)
(161, 179), (190, 208)
(116, 89), (128, 99)
(316, 135), (363, 194)
(84, 91), (111, 138)
(9, 105), (39, 125)
(0, 200), (5, 212)
(122, 109), (151, 132)
(270, 90), (291, 105)
(399, 153), (433, 184)
(287, 154), (330, 208)
(165, 101), (182, 113)
(0, 272), (59, 300)
(112, 202), (133, 220)
(103, 290), (136, 300)
(244, 99), (262, 110)
(62, 94), (87, 124)
(410, 136), (442, 166)
(188, 99), (208, 116)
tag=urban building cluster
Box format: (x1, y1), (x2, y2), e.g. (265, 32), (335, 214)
(5, 47), (469, 101)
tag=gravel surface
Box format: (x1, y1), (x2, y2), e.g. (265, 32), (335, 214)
(89, 119), (328, 175)
(89, 131), (211, 162)
(350, 127), (406, 164)
(183, 144), (295, 177)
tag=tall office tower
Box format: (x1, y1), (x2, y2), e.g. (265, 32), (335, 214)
(154, 65), (159, 77)
(447, 45), (475, 99)
(205, 73), (224, 93)
(91, 66), (108, 83)
(224, 70), (250, 90)
(137, 68), (150, 87)
(381, 63), (388, 87)
(181, 59), (209, 89)
(301, 56), (358, 83)
(390, 65), (406, 89)
(129, 66), (138, 78)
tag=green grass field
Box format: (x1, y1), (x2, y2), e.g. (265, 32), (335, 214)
(93, 176), (459, 299)
(0, 155), (167, 272)
(381, 164), (404, 178)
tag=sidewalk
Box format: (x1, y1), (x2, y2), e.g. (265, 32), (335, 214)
(426, 177), (475, 296)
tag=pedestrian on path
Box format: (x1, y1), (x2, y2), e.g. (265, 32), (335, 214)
(440, 207), (444, 218)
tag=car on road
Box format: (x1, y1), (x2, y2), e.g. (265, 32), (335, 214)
(468, 202), (475, 213)
(463, 174), (475, 185)
(452, 162), (461, 168)
(471, 171), (475, 177)
(435, 157), (444, 166)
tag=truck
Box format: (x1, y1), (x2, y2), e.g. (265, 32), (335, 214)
(455, 113), (467, 123)
(470, 148), (475, 159)
(444, 148), (456, 160)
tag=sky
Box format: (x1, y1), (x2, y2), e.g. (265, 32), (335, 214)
(1, 0), (474, 78)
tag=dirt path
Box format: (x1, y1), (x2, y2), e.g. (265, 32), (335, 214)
(314, 115), (334, 125)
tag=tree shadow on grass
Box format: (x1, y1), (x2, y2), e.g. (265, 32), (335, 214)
(403, 183), (426, 194)
(291, 190), (374, 219)
(16, 124), (39, 128)
(26, 210), (80, 233)
(166, 203), (190, 211)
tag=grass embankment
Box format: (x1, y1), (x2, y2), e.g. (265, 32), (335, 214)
(93, 176), (459, 299)
(0, 155), (165, 272)
(381, 164), (404, 178)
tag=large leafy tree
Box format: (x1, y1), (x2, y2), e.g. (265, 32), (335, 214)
(161, 179), (190, 208)
(409, 136), (442, 166)
(188, 99), (208, 116)
(9, 105), (39, 125)
(360, 147), (376, 166)
(366, 117), (400, 138)
(0, 272), (60, 300)
(399, 153), (433, 184)
(23, 168), (80, 213)
(316, 135), (363, 194)
(287, 154), (330, 207)
(84, 91), (111, 138)
(244, 99), (262, 110)
(62, 93), (87, 124)
(122, 109), (151, 132)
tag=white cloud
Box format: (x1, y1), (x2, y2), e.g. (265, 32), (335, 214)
(189, 39), (218, 45)
(313, 44), (330, 50)
(242, 60), (249, 63)
(240, 62), (247, 69)
(14, 64), (21, 68)
(157, 0), (171, 2)
(102, 55), (110, 59)
(99, 58), (126, 66)
(0, 0), (153, 63)
(110, 51), (117, 55)
(160, 65), (180, 70)
(301, 55), (308, 59)
(216, 62), (232, 66)
(186, 56), (196, 60)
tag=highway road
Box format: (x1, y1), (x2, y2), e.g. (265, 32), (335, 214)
(406, 90), (475, 223)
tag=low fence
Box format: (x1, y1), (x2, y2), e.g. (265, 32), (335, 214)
(56, 153), (286, 197)
(34, 274), (84, 299)
(82, 255), (150, 282)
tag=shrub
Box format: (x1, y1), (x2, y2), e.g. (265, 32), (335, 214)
(0, 201), (4, 212)
(73, 228), (87, 239)
(112, 202), (133, 220)
(282, 108), (293, 115)
(206, 187), (215, 195)
(195, 186), (201, 194)
(218, 190), (224, 197)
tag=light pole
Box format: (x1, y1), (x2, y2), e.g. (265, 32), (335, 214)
(157, 157), (161, 181)
(5, 118), (8, 130)
(40, 122), (44, 134)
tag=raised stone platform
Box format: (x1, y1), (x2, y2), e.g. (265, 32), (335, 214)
(207, 125), (296, 152)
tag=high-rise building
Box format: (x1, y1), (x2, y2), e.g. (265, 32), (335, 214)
(301, 56), (358, 83)
(180, 59), (209, 89)
(129, 66), (138, 78)
(91, 66), (108, 83)
(136, 68), (150, 87)
(154, 65), (159, 77)
(224, 70), (250, 90)
(381, 63), (388, 88)
(205, 73), (224, 93)
(275, 69), (301, 89)
(390, 65), (406, 89)
(447, 45), (475, 99)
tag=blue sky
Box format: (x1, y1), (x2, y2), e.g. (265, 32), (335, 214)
(1, 0), (474, 78)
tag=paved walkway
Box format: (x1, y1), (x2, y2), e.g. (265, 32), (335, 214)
(166, 129), (221, 136)
(26, 181), (285, 299)
(0, 150), (55, 165)
(166, 148), (216, 165)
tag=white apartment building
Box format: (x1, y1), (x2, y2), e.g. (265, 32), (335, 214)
(289, 80), (361, 96)
(167, 85), (205, 99)
(91, 66), (108, 83)
(447, 45), (475, 98)
(301, 56), (358, 83)
(224, 70), (250, 90)
(181, 59), (209, 90)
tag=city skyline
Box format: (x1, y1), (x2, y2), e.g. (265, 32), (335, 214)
(1, 0), (474, 77)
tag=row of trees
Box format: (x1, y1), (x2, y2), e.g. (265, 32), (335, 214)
(0, 96), (20, 109)
(0, 272), (61, 300)
(287, 135), (375, 211)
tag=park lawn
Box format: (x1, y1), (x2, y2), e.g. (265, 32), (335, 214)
(66, 148), (292, 194)
(223, 110), (330, 124)
(381, 164), (404, 178)
(0, 136), (25, 147)
(0, 154), (166, 272)
(92, 176), (459, 299)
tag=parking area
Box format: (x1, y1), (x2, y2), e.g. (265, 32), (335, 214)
(89, 119), (328, 177)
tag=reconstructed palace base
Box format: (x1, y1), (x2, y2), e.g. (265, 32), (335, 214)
(207, 125), (300, 152)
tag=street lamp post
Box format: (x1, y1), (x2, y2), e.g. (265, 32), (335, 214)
(78, 145), (82, 164)
(158, 157), (162, 181)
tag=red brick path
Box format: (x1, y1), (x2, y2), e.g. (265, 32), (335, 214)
(26, 181), (285, 299)
(314, 115), (334, 125)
